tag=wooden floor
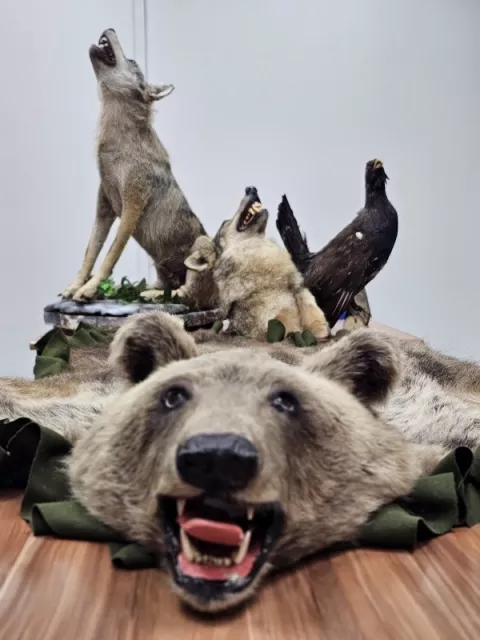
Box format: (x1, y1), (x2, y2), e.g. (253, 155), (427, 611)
(1, 490), (480, 639)
(4, 321), (477, 640)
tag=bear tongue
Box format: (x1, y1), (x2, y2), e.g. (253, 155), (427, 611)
(178, 515), (244, 547)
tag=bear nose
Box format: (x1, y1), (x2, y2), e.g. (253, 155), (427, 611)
(176, 434), (259, 492)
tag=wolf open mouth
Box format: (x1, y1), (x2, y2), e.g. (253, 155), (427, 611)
(160, 495), (284, 603)
(237, 201), (264, 232)
(91, 33), (116, 67)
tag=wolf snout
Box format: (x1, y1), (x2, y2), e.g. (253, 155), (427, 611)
(176, 434), (259, 491)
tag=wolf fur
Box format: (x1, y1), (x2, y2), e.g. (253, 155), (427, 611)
(1, 314), (480, 612)
(204, 192), (331, 341)
(62, 29), (205, 302)
(167, 235), (219, 310)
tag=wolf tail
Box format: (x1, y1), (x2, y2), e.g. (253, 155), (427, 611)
(276, 195), (312, 273)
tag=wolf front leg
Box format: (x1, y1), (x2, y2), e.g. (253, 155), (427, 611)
(63, 187), (115, 298)
(296, 288), (330, 339)
(73, 191), (145, 301)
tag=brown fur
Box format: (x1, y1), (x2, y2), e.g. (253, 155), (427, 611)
(67, 313), (446, 613)
(210, 193), (330, 341)
(2, 314), (480, 613)
(62, 29), (205, 301)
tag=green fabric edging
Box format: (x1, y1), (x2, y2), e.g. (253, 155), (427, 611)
(1, 417), (480, 569)
(0, 418), (156, 568)
(266, 321), (318, 347)
(33, 324), (114, 379)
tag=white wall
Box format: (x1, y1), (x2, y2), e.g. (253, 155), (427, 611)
(146, 0), (480, 359)
(0, 0), (147, 375)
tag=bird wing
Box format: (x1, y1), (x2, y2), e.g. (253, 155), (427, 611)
(305, 216), (380, 326)
(275, 196), (313, 273)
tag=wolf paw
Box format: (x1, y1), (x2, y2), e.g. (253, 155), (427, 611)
(62, 281), (84, 299)
(308, 320), (330, 340)
(72, 277), (101, 301)
(171, 286), (186, 299)
(140, 289), (165, 302)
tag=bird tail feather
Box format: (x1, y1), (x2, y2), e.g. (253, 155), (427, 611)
(276, 196), (311, 270)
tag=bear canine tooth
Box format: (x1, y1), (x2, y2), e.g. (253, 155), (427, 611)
(180, 529), (194, 562)
(177, 499), (186, 516)
(247, 507), (254, 520)
(233, 530), (251, 565)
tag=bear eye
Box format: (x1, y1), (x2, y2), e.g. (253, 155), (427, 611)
(269, 391), (299, 415)
(162, 386), (190, 411)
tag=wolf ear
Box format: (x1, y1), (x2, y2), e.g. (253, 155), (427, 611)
(146, 83), (174, 102)
(109, 312), (198, 385)
(185, 251), (209, 272)
(303, 330), (400, 406)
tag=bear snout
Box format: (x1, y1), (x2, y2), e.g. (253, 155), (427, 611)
(176, 434), (259, 492)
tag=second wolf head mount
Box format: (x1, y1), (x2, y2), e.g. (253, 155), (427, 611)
(203, 187), (330, 341)
(62, 29), (206, 302)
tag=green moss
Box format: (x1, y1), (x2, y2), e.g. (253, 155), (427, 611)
(96, 277), (188, 306)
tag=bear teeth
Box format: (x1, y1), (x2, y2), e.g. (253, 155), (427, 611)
(179, 528), (252, 566)
(177, 499), (186, 516)
(180, 529), (194, 562)
(233, 530), (251, 565)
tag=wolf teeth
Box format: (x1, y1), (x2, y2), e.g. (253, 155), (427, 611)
(247, 507), (254, 520)
(233, 530), (251, 565)
(177, 499), (186, 516)
(251, 202), (262, 213)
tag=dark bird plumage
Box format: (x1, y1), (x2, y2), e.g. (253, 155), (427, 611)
(276, 159), (398, 327)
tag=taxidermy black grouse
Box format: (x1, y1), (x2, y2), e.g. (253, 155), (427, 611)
(276, 159), (398, 327)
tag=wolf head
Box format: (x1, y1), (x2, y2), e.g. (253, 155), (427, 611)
(68, 312), (434, 614)
(184, 235), (217, 274)
(214, 187), (269, 254)
(89, 29), (174, 104)
(180, 235), (219, 310)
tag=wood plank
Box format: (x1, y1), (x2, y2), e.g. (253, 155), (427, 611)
(2, 501), (480, 638)
(0, 491), (30, 585)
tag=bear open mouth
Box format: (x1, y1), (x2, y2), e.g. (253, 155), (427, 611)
(91, 34), (116, 67)
(160, 495), (284, 603)
(237, 202), (264, 232)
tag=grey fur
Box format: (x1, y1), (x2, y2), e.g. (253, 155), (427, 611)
(62, 29), (205, 301)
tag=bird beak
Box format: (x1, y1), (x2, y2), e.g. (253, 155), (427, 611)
(373, 159), (383, 169)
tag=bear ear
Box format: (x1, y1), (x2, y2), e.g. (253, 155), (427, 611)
(109, 312), (199, 385)
(303, 330), (400, 405)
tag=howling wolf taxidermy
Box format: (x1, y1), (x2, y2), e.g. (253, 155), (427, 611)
(63, 29), (205, 301)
